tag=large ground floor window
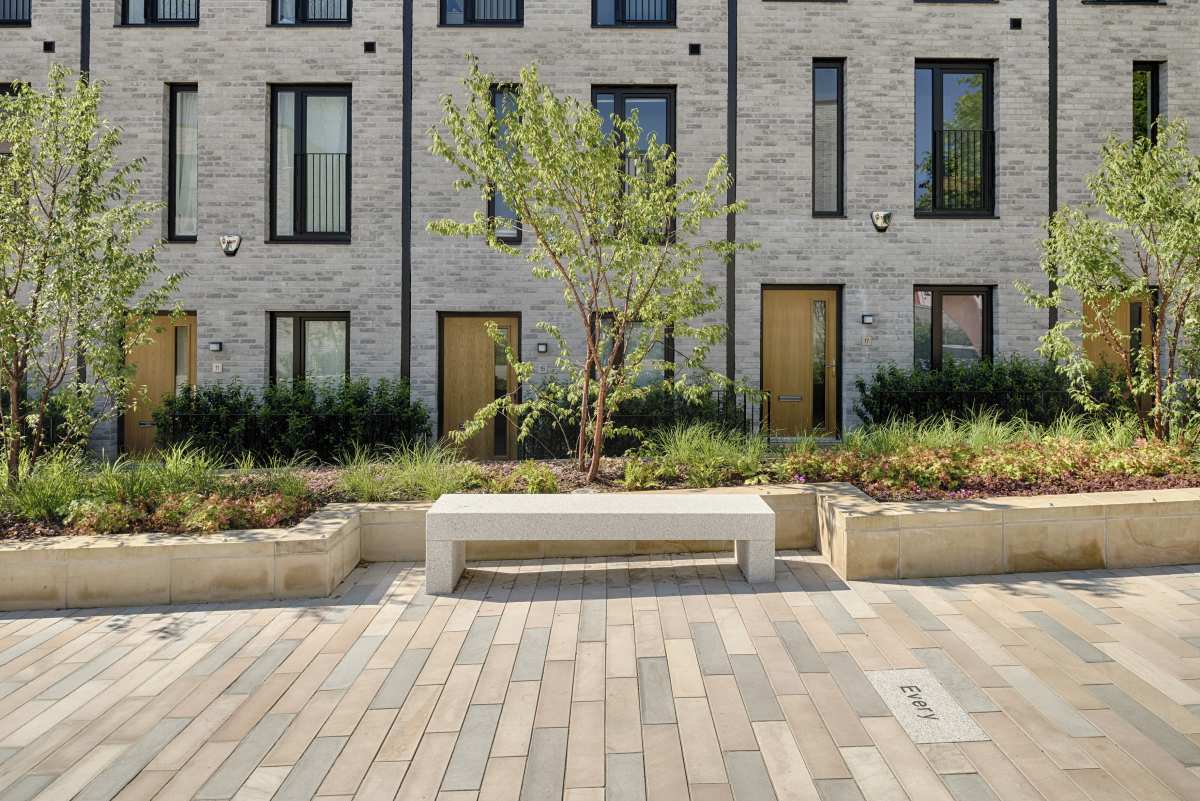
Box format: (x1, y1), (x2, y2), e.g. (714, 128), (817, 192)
(914, 285), (993, 369)
(270, 312), (350, 383)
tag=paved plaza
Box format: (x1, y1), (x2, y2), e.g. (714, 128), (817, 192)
(2, 552), (1200, 800)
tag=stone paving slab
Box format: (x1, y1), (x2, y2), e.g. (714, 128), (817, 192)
(3, 551), (1200, 799)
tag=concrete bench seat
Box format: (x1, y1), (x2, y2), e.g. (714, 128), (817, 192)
(425, 493), (777, 593)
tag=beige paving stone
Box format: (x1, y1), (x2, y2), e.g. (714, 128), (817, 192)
(492, 681), (541, 758)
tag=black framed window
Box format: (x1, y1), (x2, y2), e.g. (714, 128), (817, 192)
(812, 59), (844, 217)
(270, 312), (350, 383)
(914, 286), (993, 369)
(122, 0), (198, 24)
(440, 0), (521, 25)
(915, 61), (994, 216)
(168, 85), (198, 242)
(1133, 61), (1161, 143)
(0, 0), (30, 26)
(592, 86), (675, 167)
(594, 0), (674, 26)
(0, 83), (19, 157)
(271, 86), (351, 242)
(274, 0), (348, 23)
(596, 314), (674, 386)
(489, 86), (520, 243)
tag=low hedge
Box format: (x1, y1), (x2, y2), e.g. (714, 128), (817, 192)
(154, 378), (430, 462)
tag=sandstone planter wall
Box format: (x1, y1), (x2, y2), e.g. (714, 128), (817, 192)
(818, 484), (1200, 580)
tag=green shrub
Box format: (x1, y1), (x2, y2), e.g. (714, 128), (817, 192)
(0, 450), (92, 522)
(641, 423), (768, 488)
(155, 378), (430, 463)
(334, 442), (483, 502)
(853, 357), (1106, 426)
(511, 461), (558, 494)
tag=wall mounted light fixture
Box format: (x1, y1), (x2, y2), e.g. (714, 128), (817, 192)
(219, 234), (242, 256)
(871, 211), (892, 233)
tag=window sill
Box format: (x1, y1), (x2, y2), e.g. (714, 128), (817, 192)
(914, 212), (998, 219)
(0, 20), (32, 26)
(270, 19), (352, 25)
(1081, 1), (1164, 4)
(812, 212), (846, 219)
(117, 21), (200, 26)
(166, 236), (198, 244)
(267, 237), (352, 244)
(438, 21), (523, 27)
(591, 22), (677, 27)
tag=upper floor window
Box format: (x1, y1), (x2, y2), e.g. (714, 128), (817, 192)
(490, 87), (520, 243)
(915, 61), (994, 216)
(168, 84), (198, 242)
(274, 0), (348, 23)
(914, 285), (993, 369)
(593, 86), (675, 171)
(0, 0), (31, 26)
(271, 85), (351, 242)
(1133, 61), (1161, 143)
(812, 59), (844, 217)
(441, 0), (521, 25)
(594, 0), (674, 26)
(122, 0), (199, 24)
(270, 312), (349, 384)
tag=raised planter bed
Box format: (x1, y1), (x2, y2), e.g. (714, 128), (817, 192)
(818, 483), (1200, 579)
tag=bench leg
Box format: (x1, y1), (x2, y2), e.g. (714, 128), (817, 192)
(735, 539), (775, 583)
(425, 540), (466, 594)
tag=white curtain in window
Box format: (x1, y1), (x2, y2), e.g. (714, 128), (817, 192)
(305, 95), (348, 234)
(173, 89), (199, 237)
(304, 320), (347, 383)
(274, 92), (296, 237)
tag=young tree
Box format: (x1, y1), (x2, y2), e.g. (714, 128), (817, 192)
(1022, 118), (1200, 441)
(429, 60), (749, 481)
(0, 65), (179, 484)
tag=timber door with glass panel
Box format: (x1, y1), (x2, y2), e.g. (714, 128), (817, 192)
(440, 314), (519, 460)
(123, 313), (197, 452)
(762, 289), (839, 437)
(1084, 297), (1153, 371)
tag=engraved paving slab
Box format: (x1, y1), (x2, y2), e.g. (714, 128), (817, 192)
(866, 668), (990, 743)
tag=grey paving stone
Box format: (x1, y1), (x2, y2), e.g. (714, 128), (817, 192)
(456, 614), (500, 665)
(196, 713), (295, 799)
(606, 752), (647, 801)
(511, 627), (552, 682)
(0, 746), (19, 766)
(1088, 684), (1200, 766)
(227, 638), (299, 694)
(637, 657), (677, 725)
(1023, 612), (1112, 663)
(321, 634), (385, 691)
(442, 704), (503, 791)
(812, 592), (864, 635)
(1038, 584), (1117, 625)
(76, 717), (190, 801)
(39, 645), (132, 700)
(823, 651), (891, 718)
(691, 622), (733, 676)
(370, 647), (430, 710)
(993, 664), (1100, 737)
(0, 619), (75, 667)
(885, 590), (950, 632)
(399, 590), (436, 621)
(520, 727), (568, 801)
(775, 620), (827, 674)
(273, 736), (346, 801)
(729, 654), (785, 722)
(579, 596), (607, 642)
(914, 648), (1001, 714)
(815, 778), (867, 801)
(942, 772), (1002, 801)
(188, 626), (260, 677)
(724, 750), (778, 801)
(3, 773), (54, 801)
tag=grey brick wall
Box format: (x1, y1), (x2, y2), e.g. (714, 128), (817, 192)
(13, 0), (1193, 449)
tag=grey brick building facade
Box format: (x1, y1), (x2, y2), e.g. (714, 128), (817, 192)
(2, 0), (1186, 450)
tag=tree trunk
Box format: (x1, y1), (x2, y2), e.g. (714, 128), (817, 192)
(4, 378), (22, 489)
(577, 367), (591, 472)
(586, 378), (607, 483)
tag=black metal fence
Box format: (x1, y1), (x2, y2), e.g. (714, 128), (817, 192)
(0, 0), (29, 23)
(473, 0), (518, 21)
(304, 152), (349, 234)
(302, 0), (348, 20)
(934, 129), (993, 213)
(621, 0), (670, 21)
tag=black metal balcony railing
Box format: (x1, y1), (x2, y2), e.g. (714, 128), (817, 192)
(932, 129), (994, 214)
(301, 0), (347, 20)
(621, 0), (669, 22)
(0, 0), (31, 23)
(302, 152), (348, 234)
(471, 0), (518, 21)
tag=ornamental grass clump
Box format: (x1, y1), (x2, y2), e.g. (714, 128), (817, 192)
(643, 423), (768, 488)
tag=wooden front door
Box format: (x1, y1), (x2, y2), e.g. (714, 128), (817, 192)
(123, 313), (197, 452)
(762, 289), (838, 437)
(1084, 297), (1152, 370)
(440, 314), (519, 460)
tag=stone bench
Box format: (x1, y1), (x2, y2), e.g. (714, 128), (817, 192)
(425, 493), (777, 593)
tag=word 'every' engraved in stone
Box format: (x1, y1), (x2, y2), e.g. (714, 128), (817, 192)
(866, 668), (989, 744)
